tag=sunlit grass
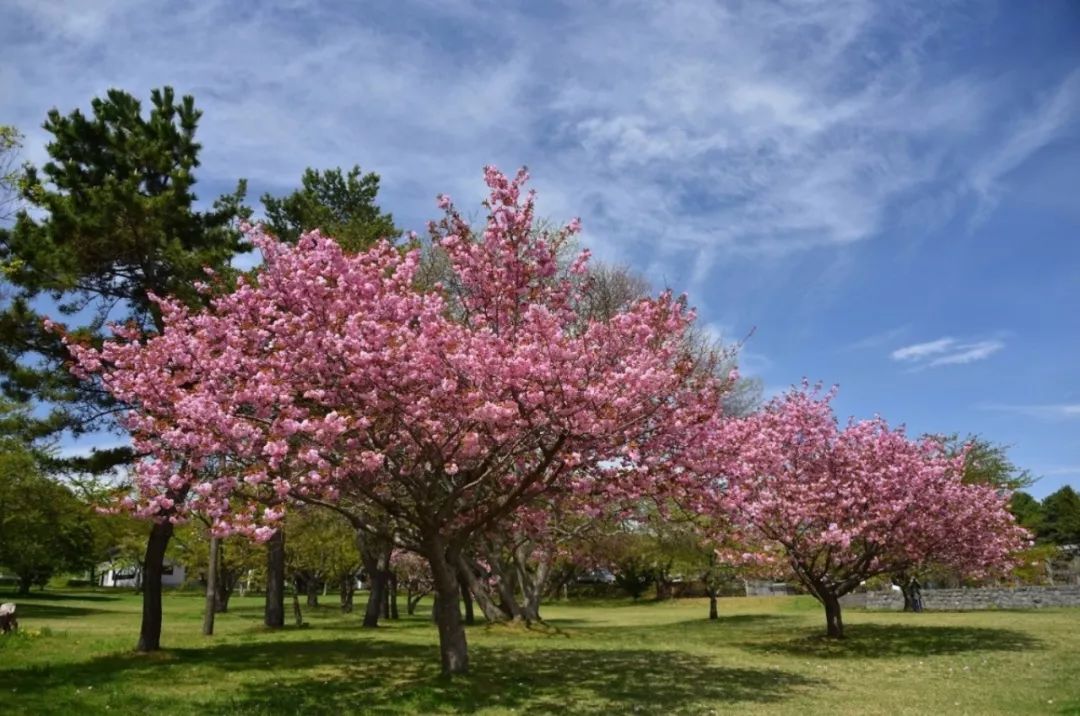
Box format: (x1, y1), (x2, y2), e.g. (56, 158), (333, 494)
(0, 588), (1076, 714)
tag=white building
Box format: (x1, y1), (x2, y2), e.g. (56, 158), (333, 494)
(98, 561), (185, 588)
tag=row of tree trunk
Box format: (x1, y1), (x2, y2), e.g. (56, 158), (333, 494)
(137, 521), (550, 677)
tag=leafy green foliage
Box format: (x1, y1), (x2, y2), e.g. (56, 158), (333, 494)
(1008, 491), (1043, 533)
(1040, 486), (1080, 545)
(284, 506), (360, 591)
(261, 166), (397, 252)
(936, 434), (1033, 490)
(0, 86), (248, 454)
(0, 440), (95, 592)
(0, 125), (23, 222)
(1008, 488), (1080, 546)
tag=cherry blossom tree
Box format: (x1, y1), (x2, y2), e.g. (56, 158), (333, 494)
(64, 167), (725, 674)
(706, 386), (1028, 638)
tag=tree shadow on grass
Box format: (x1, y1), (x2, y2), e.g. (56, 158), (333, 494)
(0, 590), (123, 603)
(1, 638), (820, 714)
(746, 623), (1042, 660)
(8, 602), (115, 619)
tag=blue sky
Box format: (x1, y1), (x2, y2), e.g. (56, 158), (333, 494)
(2, 0), (1078, 498)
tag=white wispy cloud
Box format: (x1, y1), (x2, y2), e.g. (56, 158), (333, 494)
(982, 404), (1080, 420)
(927, 340), (1005, 366)
(1, 0), (1075, 294)
(891, 337), (956, 361)
(968, 68), (1080, 222)
(844, 325), (910, 352)
(891, 336), (1004, 368)
(1038, 466), (1080, 477)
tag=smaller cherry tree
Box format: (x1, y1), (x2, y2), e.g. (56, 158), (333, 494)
(708, 386), (1028, 638)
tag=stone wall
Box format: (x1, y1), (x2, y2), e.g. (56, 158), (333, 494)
(843, 585), (1080, 611)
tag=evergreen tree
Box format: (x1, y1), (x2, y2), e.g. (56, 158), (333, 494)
(1041, 486), (1080, 545)
(0, 125), (23, 222)
(0, 87), (248, 651)
(1008, 491), (1044, 534)
(261, 166), (397, 252)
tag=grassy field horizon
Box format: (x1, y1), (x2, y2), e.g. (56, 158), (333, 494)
(0, 588), (1077, 714)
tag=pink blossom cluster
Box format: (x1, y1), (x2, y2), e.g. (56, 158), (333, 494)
(701, 385), (1028, 591)
(62, 167), (719, 547)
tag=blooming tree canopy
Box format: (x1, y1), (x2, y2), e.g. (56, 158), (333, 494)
(65, 166), (726, 674)
(705, 386), (1028, 637)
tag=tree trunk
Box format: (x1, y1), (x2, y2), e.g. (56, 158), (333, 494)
(214, 569), (232, 613)
(264, 529), (285, 628)
(292, 580), (304, 626)
(17, 575), (31, 596)
(363, 568), (386, 628)
(408, 591), (425, 615)
(516, 547), (550, 624)
(306, 577), (319, 608)
(495, 573), (526, 622)
(425, 534), (469, 676)
(708, 591), (719, 620)
(900, 584), (915, 612)
(137, 520), (174, 652)
(340, 576), (355, 613)
(823, 592), (844, 638)
(381, 572), (391, 619)
(202, 536), (219, 636)
(359, 533), (392, 628)
(459, 574), (475, 625)
(389, 572), (399, 620)
(455, 554), (507, 622)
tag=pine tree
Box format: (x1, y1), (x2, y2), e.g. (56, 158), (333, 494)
(0, 87), (248, 651)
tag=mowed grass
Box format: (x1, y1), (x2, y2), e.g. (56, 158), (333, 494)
(0, 589), (1078, 715)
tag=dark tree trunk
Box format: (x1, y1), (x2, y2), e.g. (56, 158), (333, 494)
(214, 542), (230, 613)
(340, 576), (355, 613)
(17, 575), (31, 596)
(306, 578), (319, 608)
(389, 572), (399, 620)
(363, 568), (386, 628)
(708, 591), (719, 620)
(381, 572), (391, 619)
(214, 572), (232, 613)
(137, 520), (174, 652)
(425, 534), (469, 676)
(292, 579), (304, 626)
(407, 591), (425, 615)
(823, 592), (844, 638)
(264, 529), (285, 628)
(459, 574), (475, 625)
(901, 584), (915, 612)
(202, 536), (219, 636)
(359, 534), (392, 628)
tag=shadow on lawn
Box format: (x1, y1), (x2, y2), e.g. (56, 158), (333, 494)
(6, 602), (116, 619)
(0, 590), (123, 603)
(2, 638), (819, 713)
(748, 623), (1042, 659)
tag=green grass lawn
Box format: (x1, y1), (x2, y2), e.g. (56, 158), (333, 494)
(0, 589), (1077, 715)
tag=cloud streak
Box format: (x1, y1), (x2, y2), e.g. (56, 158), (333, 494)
(2, 0), (1077, 294)
(982, 404), (1080, 420)
(891, 336), (1004, 368)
